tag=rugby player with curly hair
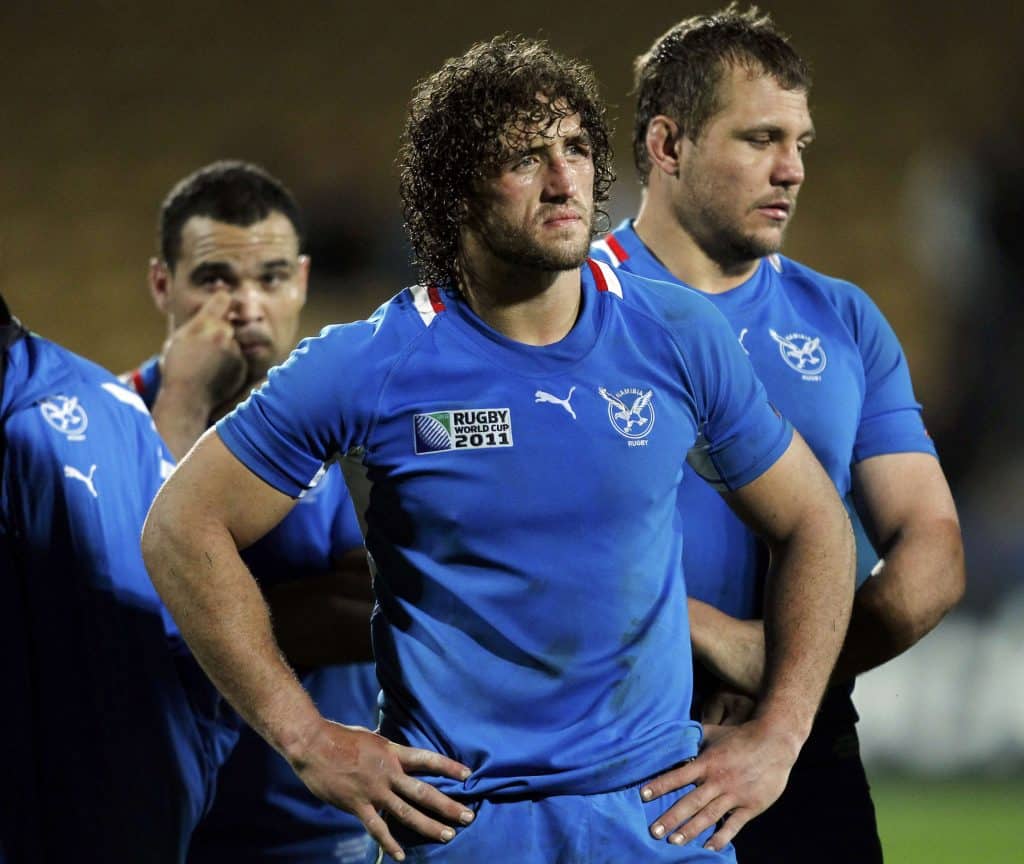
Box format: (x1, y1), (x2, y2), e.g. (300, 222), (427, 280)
(143, 35), (855, 863)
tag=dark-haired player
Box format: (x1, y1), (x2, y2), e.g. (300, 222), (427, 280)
(592, 6), (964, 862)
(124, 161), (378, 864)
(142, 37), (855, 863)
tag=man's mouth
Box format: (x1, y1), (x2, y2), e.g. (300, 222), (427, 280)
(755, 200), (793, 221)
(236, 335), (272, 355)
(542, 208), (585, 228)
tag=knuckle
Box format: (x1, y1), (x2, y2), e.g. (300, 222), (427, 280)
(362, 812), (386, 833)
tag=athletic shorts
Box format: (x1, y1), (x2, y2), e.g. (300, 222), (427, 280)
(372, 781), (736, 863)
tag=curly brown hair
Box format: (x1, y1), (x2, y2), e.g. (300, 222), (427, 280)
(633, 4), (811, 183)
(399, 35), (614, 288)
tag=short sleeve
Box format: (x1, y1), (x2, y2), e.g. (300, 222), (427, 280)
(217, 323), (377, 498)
(683, 299), (794, 491)
(849, 294), (936, 463)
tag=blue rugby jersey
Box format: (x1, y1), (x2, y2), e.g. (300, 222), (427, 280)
(217, 260), (792, 799)
(124, 357), (378, 863)
(0, 333), (213, 863)
(592, 221), (935, 620)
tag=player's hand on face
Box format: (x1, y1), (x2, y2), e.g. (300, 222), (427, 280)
(701, 689), (756, 727)
(640, 716), (797, 852)
(161, 291), (247, 409)
(292, 720), (475, 862)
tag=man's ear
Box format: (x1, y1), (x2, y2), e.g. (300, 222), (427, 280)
(646, 115), (684, 179)
(295, 255), (311, 307)
(148, 258), (172, 314)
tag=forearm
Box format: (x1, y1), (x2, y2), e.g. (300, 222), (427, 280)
(688, 599), (764, 697)
(142, 509), (320, 760)
(831, 516), (964, 682)
(757, 508), (855, 743)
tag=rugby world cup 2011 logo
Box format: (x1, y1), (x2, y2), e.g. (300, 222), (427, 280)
(413, 408), (514, 454)
(598, 387), (655, 440)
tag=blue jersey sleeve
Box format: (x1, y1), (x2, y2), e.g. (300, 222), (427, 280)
(678, 296), (794, 491)
(217, 319), (385, 498)
(845, 291), (936, 462)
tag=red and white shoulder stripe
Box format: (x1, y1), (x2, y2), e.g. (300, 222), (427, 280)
(117, 368), (145, 395)
(586, 259), (623, 298)
(408, 284), (447, 326)
(590, 234), (630, 267)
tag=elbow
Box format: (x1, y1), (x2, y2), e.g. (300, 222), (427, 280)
(901, 527), (966, 647)
(925, 516), (967, 623)
(936, 522), (967, 616)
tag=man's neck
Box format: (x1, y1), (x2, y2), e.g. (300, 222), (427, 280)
(634, 194), (759, 296)
(458, 255), (583, 347)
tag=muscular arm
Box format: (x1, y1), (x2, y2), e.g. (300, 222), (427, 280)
(833, 451), (964, 680)
(142, 429), (473, 860)
(142, 429), (318, 751)
(643, 432), (855, 850)
(718, 431), (855, 741)
(688, 452), (963, 693)
(687, 598), (764, 697)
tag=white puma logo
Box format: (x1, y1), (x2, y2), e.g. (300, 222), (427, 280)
(64, 464), (98, 498)
(534, 386), (577, 420)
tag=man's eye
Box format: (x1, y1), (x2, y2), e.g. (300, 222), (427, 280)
(747, 137), (771, 148)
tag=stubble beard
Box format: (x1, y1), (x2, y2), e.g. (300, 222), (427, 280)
(678, 168), (793, 270)
(478, 210), (592, 273)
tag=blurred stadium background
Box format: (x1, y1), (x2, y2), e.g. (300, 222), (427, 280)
(3, 1), (1021, 859)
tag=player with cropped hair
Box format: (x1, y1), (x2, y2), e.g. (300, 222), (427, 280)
(143, 35), (856, 863)
(592, 6), (964, 862)
(123, 161), (378, 864)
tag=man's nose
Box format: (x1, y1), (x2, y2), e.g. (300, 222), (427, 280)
(772, 143), (805, 188)
(228, 282), (264, 322)
(543, 157), (578, 200)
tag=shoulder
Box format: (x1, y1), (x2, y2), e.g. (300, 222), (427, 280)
(3, 335), (168, 477)
(774, 255), (878, 317)
(590, 259), (734, 355)
(8, 334), (155, 428)
(592, 259), (722, 325)
(774, 256), (905, 360)
(287, 287), (437, 373)
(4, 332), (128, 415)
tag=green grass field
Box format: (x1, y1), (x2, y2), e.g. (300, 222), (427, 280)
(870, 773), (1024, 863)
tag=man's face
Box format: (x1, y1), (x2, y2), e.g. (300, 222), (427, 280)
(464, 109), (595, 273)
(152, 211), (308, 384)
(672, 64), (814, 265)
